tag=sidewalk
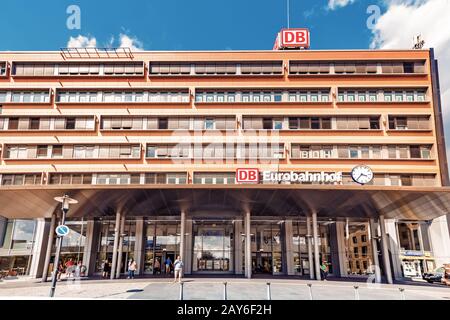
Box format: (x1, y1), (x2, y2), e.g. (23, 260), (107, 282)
(0, 277), (449, 300)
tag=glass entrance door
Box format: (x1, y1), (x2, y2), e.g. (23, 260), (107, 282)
(193, 221), (233, 273)
(251, 222), (284, 275)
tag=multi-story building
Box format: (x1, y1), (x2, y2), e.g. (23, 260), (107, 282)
(0, 47), (449, 282)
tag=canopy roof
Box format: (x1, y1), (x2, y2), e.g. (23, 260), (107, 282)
(1, 184), (449, 221)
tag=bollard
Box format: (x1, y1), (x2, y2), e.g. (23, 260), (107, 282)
(353, 286), (360, 300)
(266, 282), (271, 300)
(223, 282), (228, 300)
(307, 283), (313, 300)
(179, 282), (184, 300)
(399, 288), (405, 300)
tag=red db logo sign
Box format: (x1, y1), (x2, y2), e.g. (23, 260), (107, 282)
(236, 168), (259, 183)
(280, 28), (309, 48)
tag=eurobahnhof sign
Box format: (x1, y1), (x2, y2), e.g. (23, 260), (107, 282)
(262, 171), (342, 183)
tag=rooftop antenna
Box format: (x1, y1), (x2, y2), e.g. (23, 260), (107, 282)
(412, 34), (425, 49)
(287, 0), (290, 28)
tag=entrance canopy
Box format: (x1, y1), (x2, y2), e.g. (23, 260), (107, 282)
(0, 185), (449, 220)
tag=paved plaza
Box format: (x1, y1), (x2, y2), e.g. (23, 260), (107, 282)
(0, 277), (449, 300)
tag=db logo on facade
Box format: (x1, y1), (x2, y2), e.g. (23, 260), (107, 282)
(236, 168), (260, 183)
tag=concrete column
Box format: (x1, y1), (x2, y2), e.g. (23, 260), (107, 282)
(116, 215), (126, 278)
(83, 220), (101, 276)
(41, 213), (56, 281)
(369, 218), (382, 283)
(379, 215), (393, 284)
(244, 212), (251, 279)
(384, 219), (403, 280)
(180, 211), (186, 262)
(184, 219), (193, 274)
(312, 212), (321, 280)
(110, 211), (121, 280)
(29, 218), (49, 278)
(333, 221), (347, 277)
(409, 227), (416, 250)
(234, 219), (243, 275)
(134, 218), (145, 275)
(428, 215), (450, 267)
(284, 220), (294, 275)
(306, 216), (314, 280)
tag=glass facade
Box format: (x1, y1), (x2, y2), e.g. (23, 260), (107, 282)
(144, 220), (180, 274)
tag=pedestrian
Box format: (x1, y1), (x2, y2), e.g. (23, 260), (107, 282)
(320, 261), (329, 281)
(154, 258), (161, 274)
(65, 258), (75, 279)
(74, 260), (82, 278)
(128, 258), (137, 279)
(165, 256), (172, 275)
(102, 259), (111, 279)
(57, 261), (64, 280)
(173, 255), (184, 283)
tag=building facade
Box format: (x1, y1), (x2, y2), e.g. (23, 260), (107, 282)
(0, 48), (450, 282)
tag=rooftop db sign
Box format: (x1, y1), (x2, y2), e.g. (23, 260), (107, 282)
(273, 28), (310, 50)
(236, 168), (342, 184)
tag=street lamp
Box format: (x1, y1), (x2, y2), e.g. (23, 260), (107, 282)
(49, 194), (78, 297)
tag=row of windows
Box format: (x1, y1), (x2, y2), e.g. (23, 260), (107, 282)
(101, 116), (235, 130)
(244, 116), (382, 130)
(194, 90), (331, 103)
(289, 61), (426, 75)
(12, 62), (145, 77)
(0, 88), (429, 104)
(145, 144), (285, 159)
(2, 143), (433, 160)
(56, 90), (190, 103)
(0, 172), (436, 187)
(1, 60), (427, 78)
(149, 61), (283, 75)
(4, 144), (141, 160)
(0, 117), (95, 131)
(0, 91), (50, 103)
(337, 89), (427, 103)
(0, 115), (431, 132)
(290, 144), (432, 160)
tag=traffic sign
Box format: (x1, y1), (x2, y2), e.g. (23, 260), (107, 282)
(55, 224), (70, 237)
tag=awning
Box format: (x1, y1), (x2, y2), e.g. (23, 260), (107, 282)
(0, 184), (449, 220)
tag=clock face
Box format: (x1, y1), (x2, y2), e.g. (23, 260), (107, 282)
(351, 165), (374, 185)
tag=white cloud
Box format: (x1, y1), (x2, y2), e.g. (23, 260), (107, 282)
(327, 0), (356, 10)
(370, 0), (450, 164)
(118, 33), (144, 51)
(67, 35), (97, 48)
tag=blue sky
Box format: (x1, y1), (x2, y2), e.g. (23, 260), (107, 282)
(0, 0), (383, 51)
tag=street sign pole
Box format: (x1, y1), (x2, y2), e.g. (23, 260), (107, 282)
(49, 208), (67, 298)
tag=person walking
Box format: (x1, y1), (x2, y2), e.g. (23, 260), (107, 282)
(320, 261), (329, 281)
(65, 258), (75, 279)
(165, 256), (172, 276)
(173, 256), (184, 283)
(102, 259), (111, 279)
(128, 258), (137, 279)
(154, 258), (161, 275)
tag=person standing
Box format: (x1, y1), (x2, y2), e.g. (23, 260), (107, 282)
(154, 258), (161, 275)
(102, 259), (111, 279)
(165, 256), (172, 276)
(320, 261), (329, 281)
(65, 258), (75, 279)
(173, 256), (184, 283)
(128, 258), (137, 279)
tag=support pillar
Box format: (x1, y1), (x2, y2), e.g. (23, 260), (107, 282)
(332, 221), (347, 277)
(116, 214), (125, 278)
(29, 219), (48, 278)
(306, 216), (314, 280)
(41, 213), (56, 281)
(244, 212), (251, 279)
(110, 211), (121, 280)
(184, 219), (193, 274)
(234, 219), (243, 275)
(379, 215), (393, 284)
(83, 219), (100, 277)
(312, 212), (321, 280)
(134, 218), (145, 275)
(180, 211), (186, 262)
(369, 218), (382, 283)
(284, 220), (294, 275)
